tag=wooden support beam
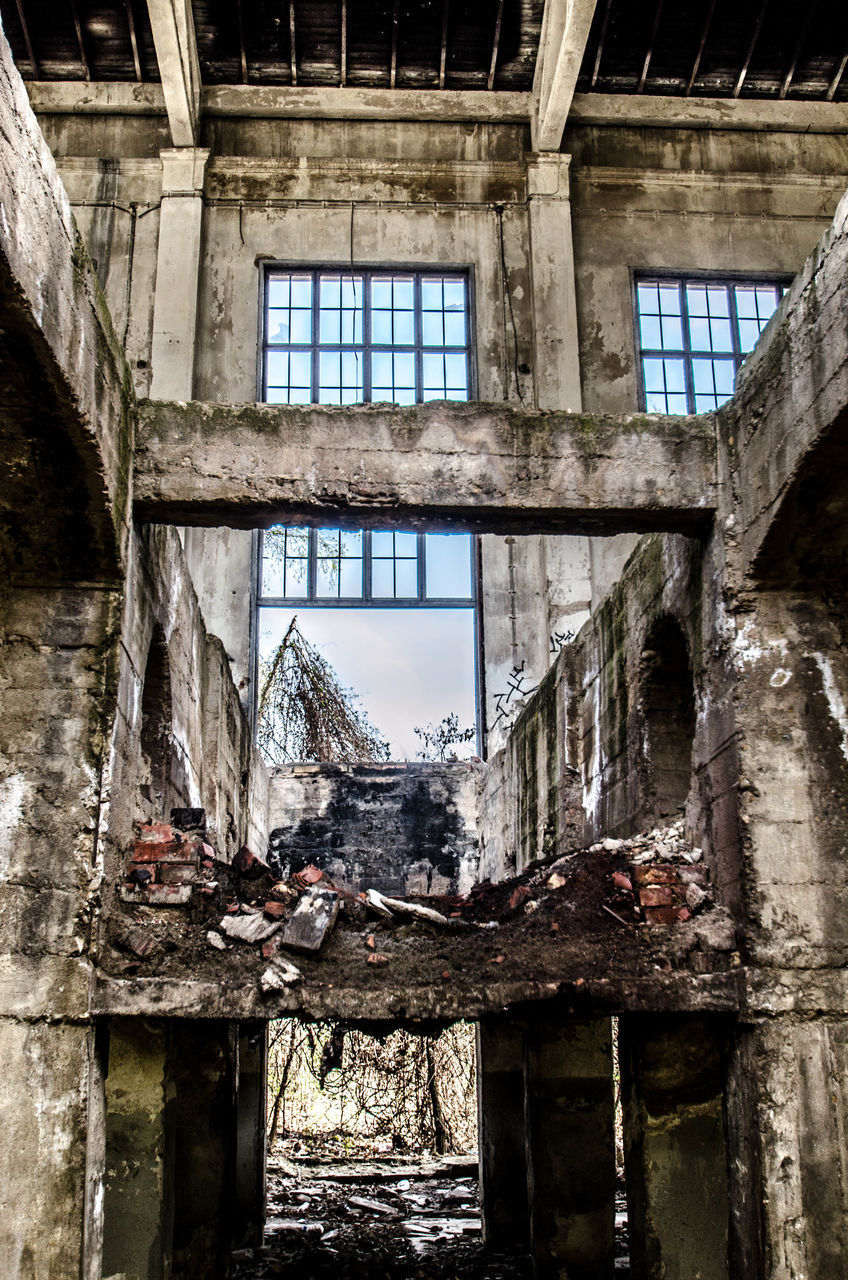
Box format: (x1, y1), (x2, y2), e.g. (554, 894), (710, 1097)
(14, 0), (38, 78)
(637, 0), (664, 95)
(340, 0), (347, 86)
(145, 0), (201, 145)
(733, 0), (768, 98)
(236, 0), (248, 83)
(125, 0), (143, 81)
(439, 0), (449, 88)
(69, 0), (91, 81)
(779, 1), (816, 98)
(390, 0), (399, 88)
(487, 0), (505, 91)
(532, 0), (599, 152)
(685, 0), (716, 97)
(825, 46), (847, 101)
(289, 0), (297, 86)
(589, 0), (612, 89)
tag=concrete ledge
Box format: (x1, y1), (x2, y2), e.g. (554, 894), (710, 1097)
(133, 399), (719, 534)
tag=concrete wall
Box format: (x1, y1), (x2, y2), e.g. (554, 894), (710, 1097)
(268, 761), (481, 896)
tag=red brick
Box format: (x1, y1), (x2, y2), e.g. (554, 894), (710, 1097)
(234, 845), (270, 877)
(644, 906), (678, 925)
(633, 865), (678, 886)
(157, 838), (201, 864)
(677, 906), (692, 922)
(263, 901), (288, 920)
(133, 839), (174, 863)
(639, 885), (673, 907)
(136, 821), (174, 843)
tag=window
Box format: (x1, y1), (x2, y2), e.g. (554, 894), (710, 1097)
(635, 276), (787, 414)
(262, 268), (472, 405)
(259, 527), (475, 607)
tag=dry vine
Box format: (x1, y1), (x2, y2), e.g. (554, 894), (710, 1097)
(257, 616), (389, 765)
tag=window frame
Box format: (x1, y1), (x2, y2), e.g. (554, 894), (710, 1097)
(259, 262), (478, 406)
(256, 527), (479, 610)
(631, 269), (792, 415)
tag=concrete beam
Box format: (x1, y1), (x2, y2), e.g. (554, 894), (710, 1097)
(132, 399), (719, 534)
(721, 185), (848, 581)
(532, 0), (598, 152)
(146, 0), (201, 146)
(25, 80), (531, 124)
(568, 91), (848, 134)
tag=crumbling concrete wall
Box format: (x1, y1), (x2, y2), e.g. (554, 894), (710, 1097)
(267, 762), (480, 896)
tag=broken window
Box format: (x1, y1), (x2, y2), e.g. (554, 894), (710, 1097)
(262, 269), (472, 405)
(635, 275), (787, 413)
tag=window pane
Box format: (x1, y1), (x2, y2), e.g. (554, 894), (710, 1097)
(639, 313), (662, 349)
(339, 558), (363, 597)
(395, 558), (418, 598)
(425, 534), (472, 598)
(284, 558), (308, 596)
(372, 558), (394, 598)
(316, 559), (339, 598)
(395, 532), (417, 556)
(372, 531), (394, 557)
(340, 530), (363, 556)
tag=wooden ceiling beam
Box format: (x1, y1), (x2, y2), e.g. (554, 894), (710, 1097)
(289, 0), (297, 87)
(69, 0), (91, 81)
(779, 1), (816, 99)
(826, 49), (848, 101)
(390, 0), (399, 89)
(236, 0), (248, 83)
(637, 0), (664, 94)
(125, 0), (143, 81)
(487, 0), (505, 92)
(733, 0), (768, 98)
(145, 0), (202, 145)
(589, 0), (612, 89)
(14, 0), (39, 78)
(685, 0), (716, 97)
(340, 0), (347, 87)
(532, 0), (599, 151)
(439, 0), (449, 89)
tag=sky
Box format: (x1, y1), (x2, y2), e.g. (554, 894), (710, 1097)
(258, 606), (477, 760)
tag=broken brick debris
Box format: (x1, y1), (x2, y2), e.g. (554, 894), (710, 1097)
(260, 958), (303, 992)
(234, 844), (270, 878)
(264, 900), (289, 920)
(119, 884), (192, 906)
(283, 889), (341, 953)
(294, 864), (326, 887)
(367, 953), (389, 966)
(219, 912), (281, 944)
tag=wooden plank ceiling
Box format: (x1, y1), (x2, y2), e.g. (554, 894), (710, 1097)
(0, 0), (845, 101)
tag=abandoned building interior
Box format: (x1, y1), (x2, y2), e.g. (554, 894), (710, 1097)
(2, 0), (848, 1275)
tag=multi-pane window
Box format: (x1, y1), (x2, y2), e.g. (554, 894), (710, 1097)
(259, 526), (475, 607)
(636, 276), (787, 414)
(263, 269), (472, 406)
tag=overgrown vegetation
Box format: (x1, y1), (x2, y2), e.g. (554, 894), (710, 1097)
(257, 617), (390, 765)
(267, 1020), (477, 1157)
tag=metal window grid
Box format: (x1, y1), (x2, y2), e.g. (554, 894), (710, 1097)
(634, 274), (788, 415)
(258, 528), (476, 609)
(262, 267), (473, 406)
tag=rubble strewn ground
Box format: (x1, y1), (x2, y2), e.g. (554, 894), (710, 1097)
(103, 815), (740, 1009)
(228, 1140), (631, 1278)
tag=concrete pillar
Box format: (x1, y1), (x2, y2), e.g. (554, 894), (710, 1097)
(150, 147), (209, 400)
(524, 1015), (615, 1279)
(726, 1017), (848, 1280)
(235, 1021), (268, 1248)
(619, 1015), (730, 1280)
(526, 153), (581, 413)
(477, 1017), (530, 1249)
(170, 1020), (237, 1280)
(102, 1019), (175, 1280)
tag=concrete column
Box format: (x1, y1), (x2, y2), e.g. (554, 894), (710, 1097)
(524, 1015), (615, 1279)
(619, 1015), (730, 1280)
(235, 1021), (268, 1248)
(726, 1017), (848, 1280)
(170, 1020), (238, 1280)
(477, 1018), (530, 1249)
(526, 152), (581, 414)
(150, 147), (209, 400)
(102, 1019), (176, 1280)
